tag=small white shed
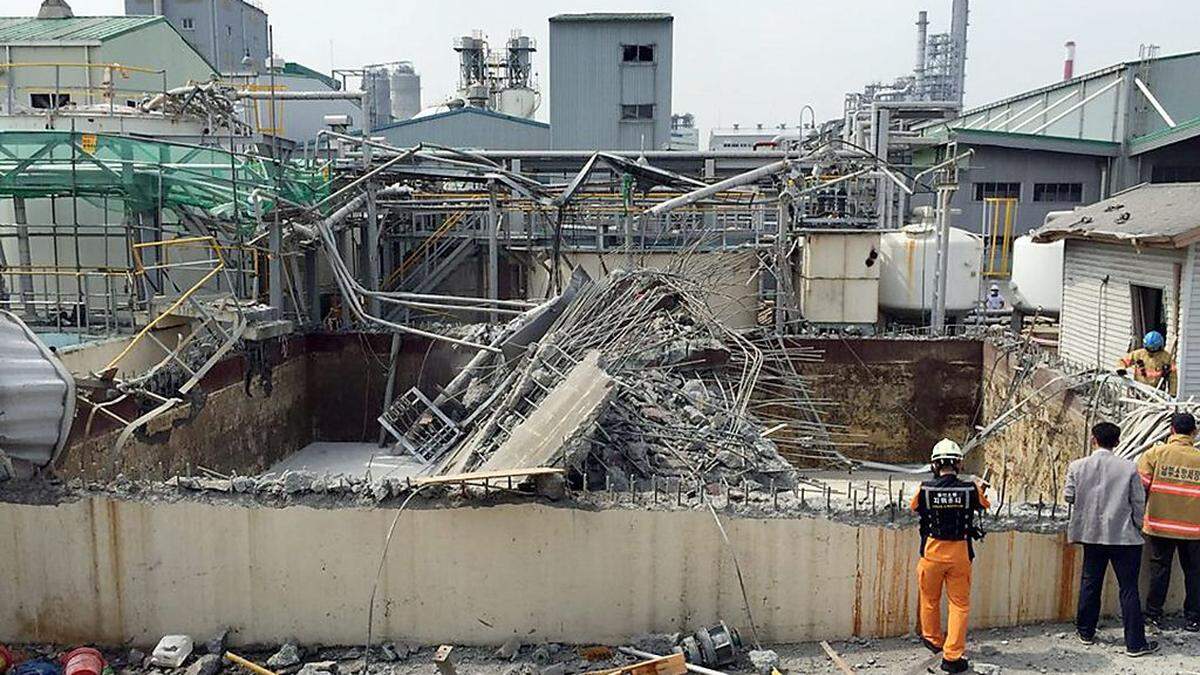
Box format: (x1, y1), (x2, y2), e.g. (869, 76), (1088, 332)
(1032, 182), (1200, 396)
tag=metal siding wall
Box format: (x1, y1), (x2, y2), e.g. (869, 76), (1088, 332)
(943, 146), (1102, 236)
(1059, 240), (1185, 370)
(550, 19), (671, 150)
(1178, 244), (1200, 397)
(1131, 54), (1200, 140)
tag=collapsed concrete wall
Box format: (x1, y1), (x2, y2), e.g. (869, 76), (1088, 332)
(57, 335), (477, 482)
(0, 497), (1138, 648)
(794, 339), (982, 463)
(978, 342), (1088, 502)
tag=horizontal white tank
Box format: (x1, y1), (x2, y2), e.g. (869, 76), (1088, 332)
(1009, 235), (1063, 315)
(879, 223), (984, 316)
(494, 87), (538, 118)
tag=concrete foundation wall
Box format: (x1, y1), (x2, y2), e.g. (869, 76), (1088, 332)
(795, 339), (983, 463)
(0, 498), (1102, 648)
(978, 342), (1088, 501)
(57, 334), (473, 482)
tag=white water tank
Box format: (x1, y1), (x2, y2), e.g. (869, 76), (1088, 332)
(494, 86), (538, 118)
(1009, 235), (1063, 315)
(879, 222), (983, 316)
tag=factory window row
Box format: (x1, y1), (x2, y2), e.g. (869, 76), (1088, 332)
(622, 44), (655, 63)
(1151, 165), (1200, 183)
(973, 182), (1021, 201)
(972, 181), (1085, 203)
(621, 104), (655, 121)
(1032, 182), (1083, 203)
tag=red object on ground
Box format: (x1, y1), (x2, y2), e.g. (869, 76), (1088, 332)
(0, 644), (15, 673)
(60, 649), (104, 675)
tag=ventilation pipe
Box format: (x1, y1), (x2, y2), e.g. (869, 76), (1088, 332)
(1063, 41), (1076, 80)
(153, 0), (164, 14)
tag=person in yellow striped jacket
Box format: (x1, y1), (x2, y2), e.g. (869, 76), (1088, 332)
(1137, 412), (1200, 632)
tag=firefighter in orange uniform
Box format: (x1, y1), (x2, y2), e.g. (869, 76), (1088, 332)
(910, 439), (990, 674)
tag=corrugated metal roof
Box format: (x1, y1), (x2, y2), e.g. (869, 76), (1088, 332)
(1032, 182), (1200, 247)
(0, 15), (161, 43)
(550, 13), (672, 22)
(0, 311), (76, 468)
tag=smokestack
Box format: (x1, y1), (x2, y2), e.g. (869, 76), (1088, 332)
(915, 11), (928, 99)
(1063, 40), (1076, 80)
(949, 0), (969, 105)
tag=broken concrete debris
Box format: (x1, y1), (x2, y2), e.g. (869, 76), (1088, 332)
(266, 644), (301, 670)
(150, 636), (194, 669)
(497, 638), (523, 661)
(184, 654), (222, 675)
(383, 268), (840, 490)
(745, 650), (779, 675)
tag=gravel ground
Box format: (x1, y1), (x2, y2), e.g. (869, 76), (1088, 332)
(9, 616), (1200, 675)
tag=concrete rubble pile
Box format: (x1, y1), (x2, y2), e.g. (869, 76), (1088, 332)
(385, 264), (843, 488)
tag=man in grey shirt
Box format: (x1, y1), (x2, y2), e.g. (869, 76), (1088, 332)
(1064, 421), (1157, 656)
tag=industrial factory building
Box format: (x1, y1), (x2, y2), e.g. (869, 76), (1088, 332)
(549, 13), (673, 150)
(0, 13), (215, 116)
(373, 107), (550, 150)
(922, 48), (1200, 239)
(124, 0), (268, 76)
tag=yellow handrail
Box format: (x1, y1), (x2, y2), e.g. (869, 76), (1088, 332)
(384, 210), (466, 289)
(103, 236), (226, 372)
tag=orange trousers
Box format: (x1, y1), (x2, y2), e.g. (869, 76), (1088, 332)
(917, 556), (972, 662)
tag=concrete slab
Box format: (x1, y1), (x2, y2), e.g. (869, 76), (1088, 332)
(262, 441), (427, 481)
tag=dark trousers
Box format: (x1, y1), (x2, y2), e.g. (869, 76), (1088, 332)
(1145, 535), (1200, 622)
(1076, 543), (1147, 650)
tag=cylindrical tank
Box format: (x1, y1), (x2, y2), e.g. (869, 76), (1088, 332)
(879, 222), (984, 317)
(388, 62), (421, 120)
(363, 66), (392, 129)
(1009, 235), (1063, 315)
(494, 87), (538, 118)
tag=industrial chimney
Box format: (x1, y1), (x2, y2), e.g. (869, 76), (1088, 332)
(37, 0), (74, 19)
(914, 11), (928, 99)
(1063, 41), (1076, 80)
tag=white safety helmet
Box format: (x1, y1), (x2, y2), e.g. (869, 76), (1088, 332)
(989, 283), (1000, 292)
(930, 438), (964, 463)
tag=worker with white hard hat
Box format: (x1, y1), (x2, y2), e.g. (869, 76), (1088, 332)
(985, 283), (1005, 311)
(910, 438), (990, 674)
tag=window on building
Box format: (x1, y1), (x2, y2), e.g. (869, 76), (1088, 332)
(180, 17), (195, 30)
(622, 44), (655, 63)
(1032, 182), (1083, 203)
(973, 182), (1021, 201)
(621, 104), (655, 120)
(1130, 284), (1167, 350)
(1151, 165), (1200, 183)
(29, 93), (71, 109)
(227, 25), (233, 37)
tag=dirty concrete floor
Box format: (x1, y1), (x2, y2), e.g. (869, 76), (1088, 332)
(13, 616), (1200, 675)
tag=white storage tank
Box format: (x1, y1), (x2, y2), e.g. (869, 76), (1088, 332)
(796, 231), (881, 324)
(1009, 235), (1063, 315)
(879, 221), (983, 317)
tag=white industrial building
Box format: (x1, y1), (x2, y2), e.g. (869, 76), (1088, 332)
(1032, 182), (1200, 396)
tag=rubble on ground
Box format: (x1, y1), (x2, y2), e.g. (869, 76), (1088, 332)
(386, 267), (847, 488)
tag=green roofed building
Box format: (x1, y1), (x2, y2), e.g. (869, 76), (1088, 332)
(0, 5), (216, 116)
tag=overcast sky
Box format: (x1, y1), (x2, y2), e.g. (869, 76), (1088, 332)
(62, 0), (1200, 138)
